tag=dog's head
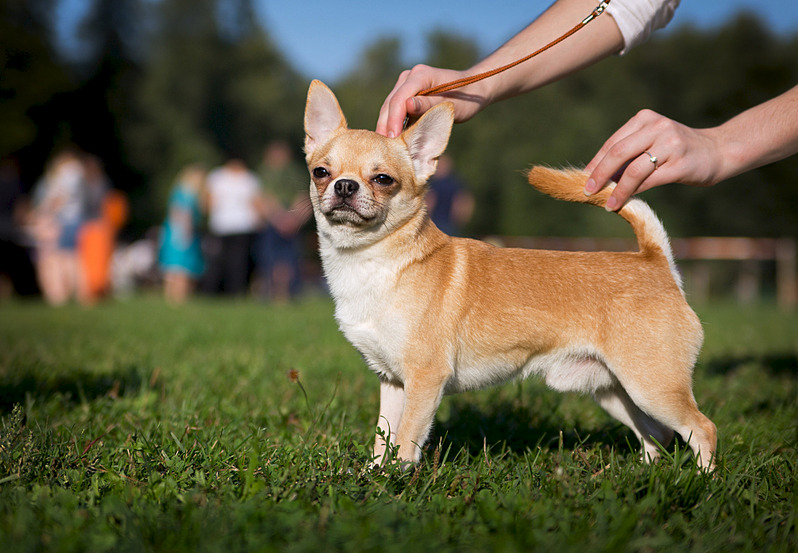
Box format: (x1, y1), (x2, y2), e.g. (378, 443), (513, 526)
(304, 80), (454, 249)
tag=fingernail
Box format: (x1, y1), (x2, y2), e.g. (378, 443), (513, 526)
(605, 196), (618, 211)
(387, 130), (396, 138)
(584, 178), (597, 196)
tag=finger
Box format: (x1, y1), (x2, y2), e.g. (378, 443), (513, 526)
(408, 94), (441, 117)
(604, 152), (660, 211)
(376, 71), (412, 137)
(586, 128), (657, 197)
(381, 93), (447, 137)
(585, 115), (648, 173)
(585, 110), (663, 193)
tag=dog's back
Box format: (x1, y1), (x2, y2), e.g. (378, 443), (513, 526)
(527, 167), (683, 290)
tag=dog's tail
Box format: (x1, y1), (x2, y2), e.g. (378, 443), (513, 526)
(526, 166), (682, 291)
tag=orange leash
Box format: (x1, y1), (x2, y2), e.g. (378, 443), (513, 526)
(417, 0), (611, 97)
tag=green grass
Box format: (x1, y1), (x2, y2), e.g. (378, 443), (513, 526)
(1, 297), (796, 552)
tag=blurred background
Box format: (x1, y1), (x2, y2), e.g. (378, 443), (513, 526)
(2, 0), (797, 304)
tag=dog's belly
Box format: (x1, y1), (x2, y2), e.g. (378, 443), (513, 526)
(345, 320), (616, 396)
(336, 296), (616, 397)
(449, 346), (615, 395)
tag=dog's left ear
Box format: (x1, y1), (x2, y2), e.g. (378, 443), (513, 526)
(304, 80), (347, 157)
(402, 102), (455, 182)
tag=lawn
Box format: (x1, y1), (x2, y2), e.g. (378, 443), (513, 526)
(0, 297), (796, 552)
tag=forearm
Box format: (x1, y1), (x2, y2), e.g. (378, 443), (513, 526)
(377, 0), (672, 137)
(713, 85), (798, 181)
(470, 0), (624, 105)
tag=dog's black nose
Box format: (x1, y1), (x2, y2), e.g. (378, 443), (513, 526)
(334, 179), (359, 198)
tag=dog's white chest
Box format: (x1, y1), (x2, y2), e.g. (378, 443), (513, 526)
(323, 247), (408, 381)
(339, 312), (406, 381)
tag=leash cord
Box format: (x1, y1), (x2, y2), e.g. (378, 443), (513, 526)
(416, 0), (611, 97)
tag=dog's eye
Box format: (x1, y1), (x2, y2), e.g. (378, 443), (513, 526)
(372, 174), (394, 186)
(312, 167), (330, 179)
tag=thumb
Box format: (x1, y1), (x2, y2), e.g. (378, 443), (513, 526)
(406, 95), (442, 118)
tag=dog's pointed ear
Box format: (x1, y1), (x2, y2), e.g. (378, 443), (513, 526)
(401, 102), (455, 182)
(304, 80), (347, 157)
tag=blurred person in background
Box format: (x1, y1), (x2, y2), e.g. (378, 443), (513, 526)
(202, 158), (264, 296)
(158, 165), (206, 303)
(426, 154), (474, 237)
(29, 149), (86, 305)
(0, 157), (37, 298)
(254, 140), (311, 302)
(77, 154), (128, 304)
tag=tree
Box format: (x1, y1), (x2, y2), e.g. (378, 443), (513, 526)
(418, 15), (798, 239)
(424, 29), (480, 72)
(335, 37), (405, 131)
(0, 0), (71, 184)
(128, 0), (304, 217)
(68, 0), (144, 189)
(127, 0), (224, 190)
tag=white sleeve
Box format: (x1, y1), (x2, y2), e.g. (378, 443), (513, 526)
(605, 0), (680, 55)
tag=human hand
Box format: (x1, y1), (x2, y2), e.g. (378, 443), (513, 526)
(376, 64), (489, 138)
(584, 109), (723, 211)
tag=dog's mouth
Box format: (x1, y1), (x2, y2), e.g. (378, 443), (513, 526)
(323, 198), (379, 225)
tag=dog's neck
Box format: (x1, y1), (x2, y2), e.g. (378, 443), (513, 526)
(318, 207), (448, 291)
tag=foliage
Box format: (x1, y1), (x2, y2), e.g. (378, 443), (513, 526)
(333, 37), (406, 132)
(117, 0), (306, 220)
(0, 0), (71, 179)
(0, 298), (796, 552)
(2, 3), (798, 238)
(129, 0), (304, 178)
(438, 15), (798, 239)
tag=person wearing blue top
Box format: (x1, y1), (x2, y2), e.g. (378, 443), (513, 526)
(159, 165), (206, 303)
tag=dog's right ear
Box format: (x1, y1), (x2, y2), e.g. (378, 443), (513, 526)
(401, 102), (454, 183)
(304, 80), (347, 157)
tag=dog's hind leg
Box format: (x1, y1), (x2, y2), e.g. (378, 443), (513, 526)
(616, 375), (717, 470)
(594, 384), (674, 463)
(635, 391), (716, 470)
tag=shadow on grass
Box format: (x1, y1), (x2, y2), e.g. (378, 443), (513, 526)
(0, 366), (145, 414)
(705, 352), (798, 376)
(430, 397), (634, 459)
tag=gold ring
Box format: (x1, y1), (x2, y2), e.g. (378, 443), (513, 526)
(645, 151), (658, 169)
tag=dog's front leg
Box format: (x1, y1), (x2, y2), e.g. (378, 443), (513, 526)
(394, 371), (449, 465)
(373, 379), (405, 465)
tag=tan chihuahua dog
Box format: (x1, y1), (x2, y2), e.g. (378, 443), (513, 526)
(303, 80), (716, 469)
